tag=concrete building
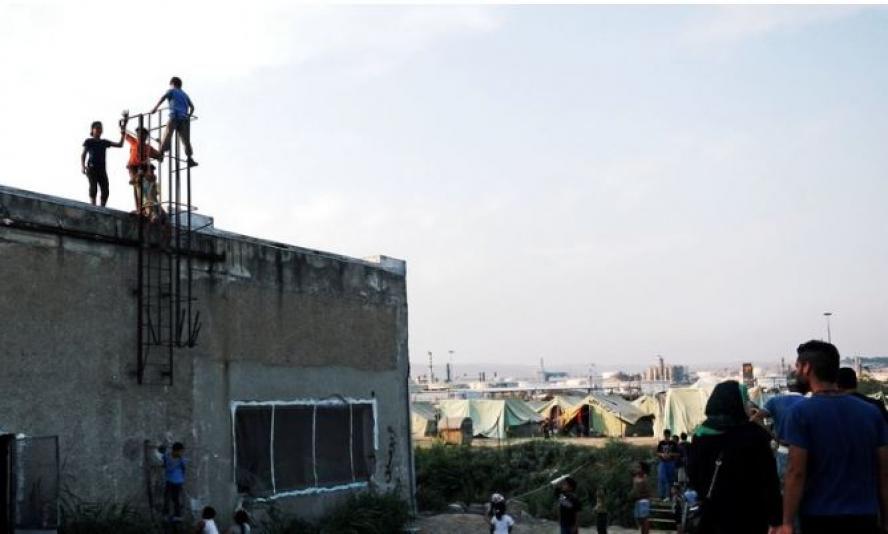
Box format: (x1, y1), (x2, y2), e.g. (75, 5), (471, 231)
(0, 185), (413, 527)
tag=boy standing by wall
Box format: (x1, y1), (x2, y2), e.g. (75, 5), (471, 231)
(151, 76), (198, 167)
(160, 442), (187, 521)
(80, 121), (124, 206)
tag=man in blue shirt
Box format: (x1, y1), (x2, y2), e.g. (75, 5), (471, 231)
(151, 76), (198, 167)
(777, 340), (888, 534)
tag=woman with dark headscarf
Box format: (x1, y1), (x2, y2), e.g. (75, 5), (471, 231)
(687, 381), (781, 534)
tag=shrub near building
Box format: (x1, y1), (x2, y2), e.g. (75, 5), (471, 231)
(414, 440), (654, 527)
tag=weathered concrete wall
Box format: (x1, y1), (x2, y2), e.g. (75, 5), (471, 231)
(0, 185), (412, 523)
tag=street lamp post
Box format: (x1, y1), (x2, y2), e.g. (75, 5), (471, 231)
(823, 312), (833, 344)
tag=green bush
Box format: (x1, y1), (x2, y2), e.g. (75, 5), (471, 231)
(260, 491), (408, 534)
(414, 440), (654, 527)
(60, 499), (158, 534)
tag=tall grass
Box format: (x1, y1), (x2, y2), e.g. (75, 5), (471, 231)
(414, 440), (655, 527)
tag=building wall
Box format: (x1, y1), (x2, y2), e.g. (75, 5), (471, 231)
(0, 186), (412, 521)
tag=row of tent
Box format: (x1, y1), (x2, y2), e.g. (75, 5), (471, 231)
(411, 394), (656, 440)
(413, 387), (888, 441)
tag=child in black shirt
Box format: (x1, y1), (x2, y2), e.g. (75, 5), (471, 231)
(80, 121), (124, 206)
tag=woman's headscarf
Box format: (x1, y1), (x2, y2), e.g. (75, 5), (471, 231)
(695, 380), (749, 437)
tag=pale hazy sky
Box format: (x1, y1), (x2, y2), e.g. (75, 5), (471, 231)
(2, 3), (886, 368)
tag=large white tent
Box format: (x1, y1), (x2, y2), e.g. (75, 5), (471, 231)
(438, 399), (542, 439)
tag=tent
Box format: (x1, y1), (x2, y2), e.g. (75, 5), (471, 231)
(411, 402), (438, 440)
(632, 394), (664, 435)
(660, 387), (710, 436)
(560, 394), (654, 437)
(437, 399), (543, 439)
(535, 395), (584, 421)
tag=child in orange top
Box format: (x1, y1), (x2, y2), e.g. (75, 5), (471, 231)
(124, 126), (162, 217)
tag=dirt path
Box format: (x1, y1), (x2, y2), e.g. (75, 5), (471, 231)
(413, 513), (670, 534)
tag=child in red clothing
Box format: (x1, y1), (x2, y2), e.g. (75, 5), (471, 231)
(123, 124), (162, 218)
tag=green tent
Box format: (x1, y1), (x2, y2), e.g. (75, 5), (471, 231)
(438, 399), (542, 439)
(411, 402), (438, 440)
(660, 387), (710, 436)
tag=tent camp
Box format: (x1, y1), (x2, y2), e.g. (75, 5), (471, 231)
(411, 402), (439, 440)
(437, 399), (543, 439)
(560, 394), (654, 437)
(660, 387), (709, 436)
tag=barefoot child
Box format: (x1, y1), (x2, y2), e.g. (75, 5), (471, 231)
(630, 461), (652, 534)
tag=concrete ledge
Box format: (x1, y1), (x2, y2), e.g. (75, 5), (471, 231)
(0, 184), (406, 276)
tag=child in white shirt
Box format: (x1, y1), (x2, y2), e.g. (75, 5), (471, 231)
(490, 509), (515, 534)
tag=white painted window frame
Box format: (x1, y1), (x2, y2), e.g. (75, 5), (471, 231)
(231, 398), (378, 500)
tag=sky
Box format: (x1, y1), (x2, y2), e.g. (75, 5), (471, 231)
(2, 3), (887, 369)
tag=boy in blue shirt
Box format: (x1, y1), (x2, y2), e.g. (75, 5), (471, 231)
(151, 76), (198, 167)
(161, 441), (187, 521)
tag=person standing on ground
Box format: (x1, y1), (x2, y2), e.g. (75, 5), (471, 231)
(554, 476), (581, 534)
(226, 510), (251, 534)
(80, 120), (124, 206)
(489, 507), (514, 534)
(151, 76), (198, 167)
(776, 341), (888, 534)
(750, 388), (805, 485)
(676, 433), (691, 485)
(196, 506), (219, 534)
(837, 367), (888, 423)
(629, 461), (652, 534)
(161, 442), (187, 521)
(594, 488), (608, 534)
(687, 380), (781, 534)
(655, 429), (679, 499)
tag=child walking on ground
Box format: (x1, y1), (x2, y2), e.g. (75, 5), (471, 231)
(195, 506), (219, 534)
(594, 489), (608, 534)
(226, 509), (251, 534)
(161, 442), (187, 521)
(554, 476), (581, 534)
(629, 461), (652, 534)
(489, 506), (514, 534)
(151, 76), (198, 167)
(80, 121), (124, 206)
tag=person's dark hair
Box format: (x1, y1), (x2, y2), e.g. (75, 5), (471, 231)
(90, 121), (102, 131)
(663, 429), (671, 437)
(638, 461), (650, 475)
(836, 367), (858, 391)
(797, 340), (840, 383)
(704, 380), (746, 421)
(172, 442), (185, 451)
(563, 476), (577, 491)
(680, 432), (688, 441)
(170, 76), (183, 88)
(201, 506), (216, 520)
(234, 509), (249, 533)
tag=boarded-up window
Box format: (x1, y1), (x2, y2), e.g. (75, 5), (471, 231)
(233, 400), (376, 496)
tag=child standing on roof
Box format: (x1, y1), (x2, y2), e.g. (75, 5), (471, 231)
(151, 76), (198, 167)
(80, 120), (124, 206)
